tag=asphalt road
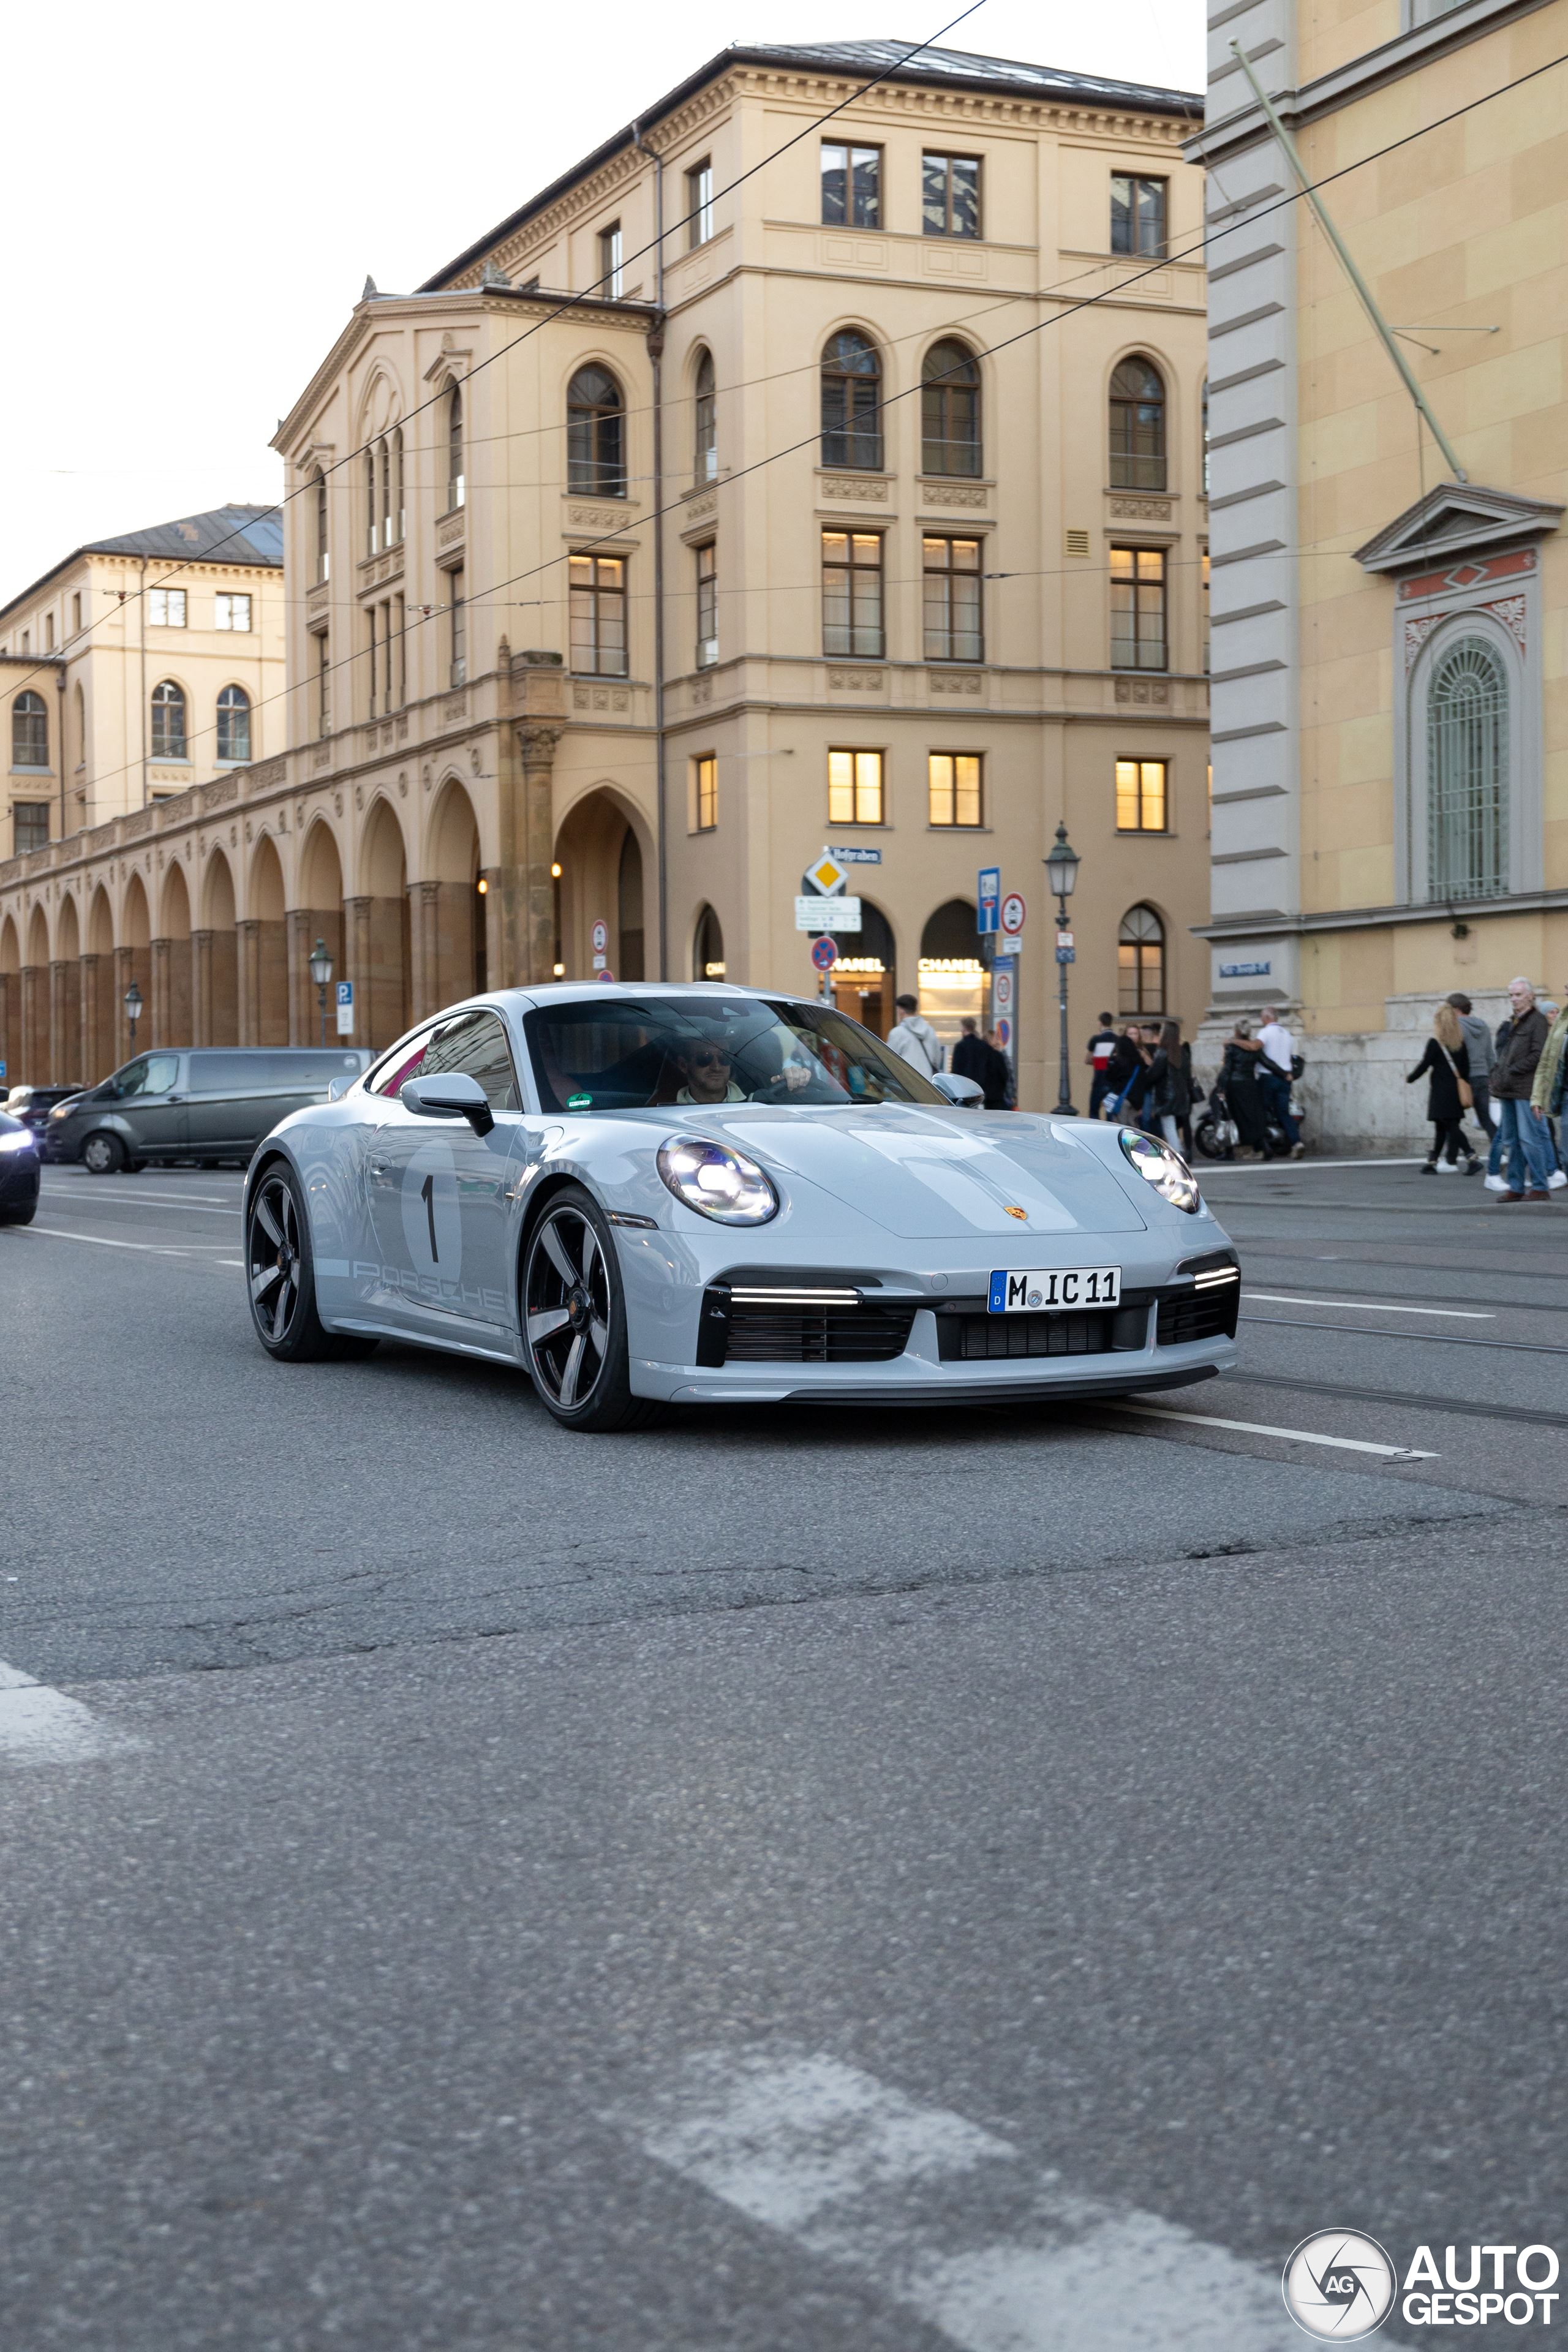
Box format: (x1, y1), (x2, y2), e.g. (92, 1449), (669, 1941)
(3, 1155), (1566, 2349)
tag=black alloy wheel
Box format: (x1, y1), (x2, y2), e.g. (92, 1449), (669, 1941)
(82, 1132), (126, 1175)
(522, 1185), (654, 1432)
(246, 1159), (376, 1363)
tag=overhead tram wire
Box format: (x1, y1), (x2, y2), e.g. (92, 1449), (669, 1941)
(0, 6), (993, 710)
(53, 41), (1568, 800)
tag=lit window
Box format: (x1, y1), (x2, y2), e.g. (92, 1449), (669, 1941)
(1111, 175), (1167, 258)
(693, 754), (718, 832)
(922, 153), (981, 239)
(214, 593), (252, 631)
(821, 141), (881, 227)
(148, 589), (187, 627)
(928, 753), (982, 827)
(922, 536), (982, 664)
(822, 530), (884, 658)
(828, 748), (884, 826)
(1115, 758), (1168, 832)
(599, 221), (624, 298)
(687, 158), (714, 247)
(1110, 546), (1167, 671)
(695, 542), (717, 669)
(569, 554), (627, 677)
(216, 684), (251, 763)
(150, 679), (187, 760)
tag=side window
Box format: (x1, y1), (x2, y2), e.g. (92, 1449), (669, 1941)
(418, 1011), (521, 1111)
(105, 1057), (149, 1099)
(368, 1028), (438, 1096)
(140, 1055), (180, 1096)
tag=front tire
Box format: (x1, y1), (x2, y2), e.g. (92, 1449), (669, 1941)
(246, 1158), (377, 1363)
(522, 1184), (657, 1432)
(0, 1204), (36, 1226)
(82, 1131), (126, 1175)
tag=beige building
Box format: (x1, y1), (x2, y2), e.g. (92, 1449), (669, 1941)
(1192, 0), (1567, 1141)
(1, 40), (1208, 1104)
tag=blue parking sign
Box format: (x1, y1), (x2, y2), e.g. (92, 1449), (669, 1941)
(978, 867), (1000, 935)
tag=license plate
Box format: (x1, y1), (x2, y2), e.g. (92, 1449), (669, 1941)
(988, 1265), (1121, 1313)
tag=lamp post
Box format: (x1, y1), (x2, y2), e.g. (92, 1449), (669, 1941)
(123, 980), (143, 1058)
(308, 938), (333, 1049)
(1044, 820), (1081, 1115)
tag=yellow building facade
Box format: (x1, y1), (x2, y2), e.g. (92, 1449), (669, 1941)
(1193, 0), (1567, 1142)
(1, 41), (1210, 1104)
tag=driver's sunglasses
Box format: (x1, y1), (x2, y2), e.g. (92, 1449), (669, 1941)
(690, 1048), (732, 1068)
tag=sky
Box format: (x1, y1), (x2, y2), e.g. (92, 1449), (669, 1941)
(1, 0), (1204, 603)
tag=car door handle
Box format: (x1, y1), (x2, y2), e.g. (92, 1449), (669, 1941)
(368, 1160), (389, 1179)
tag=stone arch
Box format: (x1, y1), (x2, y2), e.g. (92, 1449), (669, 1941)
(0, 913), (19, 1081)
(356, 795), (411, 1047)
(296, 819), (345, 1042)
(691, 902), (725, 982)
(153, 862), (192, 1048)
(552, 785), (652, 984)
(827, 895), (896, 1036)
(201, 848), (239, 1047)
(53, 892), (83, 1085)
(421, 776), (486, 1008)
(23, 903), (50, 1080)
(247, 834), (288, 1046)
(85, 886), (116, 1080)
(917, 897), (985, 1053)
(119, 872), (153, 1065)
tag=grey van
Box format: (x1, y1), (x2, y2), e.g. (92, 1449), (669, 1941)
(49, 1047), (371, 1174)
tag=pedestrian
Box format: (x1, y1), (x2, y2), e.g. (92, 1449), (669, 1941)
(1406, 1003), (1477, 1174)
(981, 1028), (1016, 1109)
(1447, 992), (1496, 1148)
(951, 1017), (988, 1089)
(1177, 1033), (1197, 1157)
(1085, 1012), (1118, 1120)
(1489, 974), (1555, 1201)
(1103, 1023), (1150, 1125)
(1221, 1020), (1275, 1157)
(1529, 990), (1568, 1189)
(1099, 1022), (1140, 1120)
(1257, 1005), (1304, 1158)
(886, 992), (944, 1080)
(1145, 1020), (1192, 1152)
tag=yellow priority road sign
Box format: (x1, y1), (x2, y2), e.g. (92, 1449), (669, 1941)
(807, 850), (848, 896)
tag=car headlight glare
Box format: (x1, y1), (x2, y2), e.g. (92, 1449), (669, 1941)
(0, 1129), (37, 1155)
(1119, 1127), (1201, 1213)
(657, 1135), (778, 1225)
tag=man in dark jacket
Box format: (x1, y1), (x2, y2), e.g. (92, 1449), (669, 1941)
(951, 1019), (1011, 1109)
(1491, 976), (1555, 1200)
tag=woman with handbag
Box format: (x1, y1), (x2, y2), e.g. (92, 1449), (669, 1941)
(1407, 1003), (1477, 1173)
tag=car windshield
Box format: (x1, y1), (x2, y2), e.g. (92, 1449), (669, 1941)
(522, 995), (946, 1113)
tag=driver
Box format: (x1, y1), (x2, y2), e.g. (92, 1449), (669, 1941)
(671, 1027), (816, 1104)
(672, 1039), (747, 1104)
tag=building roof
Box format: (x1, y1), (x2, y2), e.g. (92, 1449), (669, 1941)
(421, 39), (1201, 292)
(0, 505), (282, 633)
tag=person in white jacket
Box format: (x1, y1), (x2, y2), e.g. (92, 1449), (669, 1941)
(886, 993), (944, 1078)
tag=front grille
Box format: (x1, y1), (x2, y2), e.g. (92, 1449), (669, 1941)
(696, 1281), (915, 1365)
(1156, 1281), (1239, 1346)
(937, 1304), (1149, 1361)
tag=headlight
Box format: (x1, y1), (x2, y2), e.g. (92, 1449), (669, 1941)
(657, 1135), (778, 1225)
(1119, 1128), (1200, 1213)
(0, 1130), (37, 1155)
(48, 1102), (73, 1121)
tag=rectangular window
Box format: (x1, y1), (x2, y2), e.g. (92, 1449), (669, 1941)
(922, 152), (981, 239)
(1200, 549), (1210, 674)
(821, 530), (884, 658)
(394, 592), (406, 706)
(688, 159), (714, 247)
(13, 802), (50, 853)
(1110, 546), (1167, 671)
(316, 631), (331, 737)
(928, 752), (982, 827)
(368, 602), (380, 716)
(1110, 173), (1167, 257)
(20, 631), (29, 654)
(148, 589), (186, 627)
(922, 535), (983, 663)
(448, 566), (466, 687)
(71, 592), (82, 634)
(1115, 758), (1168, 832)
(695, 541), (717, 669)
(44, 614), (55, 651)
(599, 221), (624, 298)
(820, 141), (881, 228)
(827, 748), (884, 826)
(214, 592), (252, 631)
(693, 753), (718, 832)
(569, 553), (628, 677)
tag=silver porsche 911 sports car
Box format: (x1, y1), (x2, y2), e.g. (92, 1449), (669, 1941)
(242, 982), (1238, 1431)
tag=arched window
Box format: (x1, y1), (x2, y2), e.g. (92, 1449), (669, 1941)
(1110, 357), (1166, 491)
(821, 331), (882, 472)
(693, 349), (717, 484)
(379, 437), (391, 549)
(921, 339), (981, 477)
(11, 690), (48, 770)
(313, 468), (329, 583)
(692, 903), (725, 981)
(364, 448), (378, 556)
(1427, 636), (1509, 902)
(567, 366), (625, 496)
(447, 383), (465, 509)
(151, 680), (186, 761)
(1118, 904), (1165, 1015)
(216, 684), (251, 764)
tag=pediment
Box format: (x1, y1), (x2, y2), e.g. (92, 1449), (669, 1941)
(1354, 483), (1564, 575)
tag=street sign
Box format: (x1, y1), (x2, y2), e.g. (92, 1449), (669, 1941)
(977, 867), (1000, 935)
(597, 969), (616, 983)
(992, 966), (1014, 1016)
(1056, 946), (1076, 965)
(591, 917), (609, 972)
(795, 895), (862, 932)
(334, 979), (355, 1036)
(810, 935), (839, 972)
(0, 1061), (7, 1081)
(1056, 930), (1074, 949)
(995, 1017), (1011, 1052)
(805, 850), (848, 895)
(992, 953), (1017, 1073)
(829, 845), (881, 865)
(1001, 892), (1027, 937)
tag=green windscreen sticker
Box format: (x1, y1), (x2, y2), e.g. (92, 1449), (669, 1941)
(567, 1093), (592, 1109)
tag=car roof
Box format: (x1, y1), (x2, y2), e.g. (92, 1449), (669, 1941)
(484, 981), (804, 1012)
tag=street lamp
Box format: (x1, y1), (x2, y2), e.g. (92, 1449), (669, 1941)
(123, 980), (143, 1057)
(308, 937), (333, 1049)
(1044, 821), (1081, 1115)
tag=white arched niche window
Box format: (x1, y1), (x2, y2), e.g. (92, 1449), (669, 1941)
(1401, 601), (1538, 905)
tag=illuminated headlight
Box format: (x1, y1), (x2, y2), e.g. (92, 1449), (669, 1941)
(1119, 1128), (1200, 1213)
(0, 1130), (37, 1155)
(48, 1101), (73, 1121)
(657, 1135), (778, 1225)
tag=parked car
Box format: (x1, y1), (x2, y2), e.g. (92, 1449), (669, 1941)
(48, 1048), (372, 1174)
(4, 1084), (83, 1156)
(0, 1109), (41, 1224)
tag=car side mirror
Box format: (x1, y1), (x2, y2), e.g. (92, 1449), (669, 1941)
(930, 1071), (984, 1106)
(326, 1075), (355, 1103)
(400, 1072), (494, 1135)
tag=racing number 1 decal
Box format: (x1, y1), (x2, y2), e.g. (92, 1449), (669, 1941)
(401, 1140), (462, 1278)
(420, 1170), (439, 1262)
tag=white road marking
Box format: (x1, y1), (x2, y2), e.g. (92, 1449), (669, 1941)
(1201, 1156), (1426, 1174)
(0, 1660), (135, 1766)
(1110, 1402), (1437, 1460)
(40, 1192), (240, 1215)
(17, 1226), (231, 1256)
(1243, 1291), (1494, 1319)
(616, 2048), (1308, 2350)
